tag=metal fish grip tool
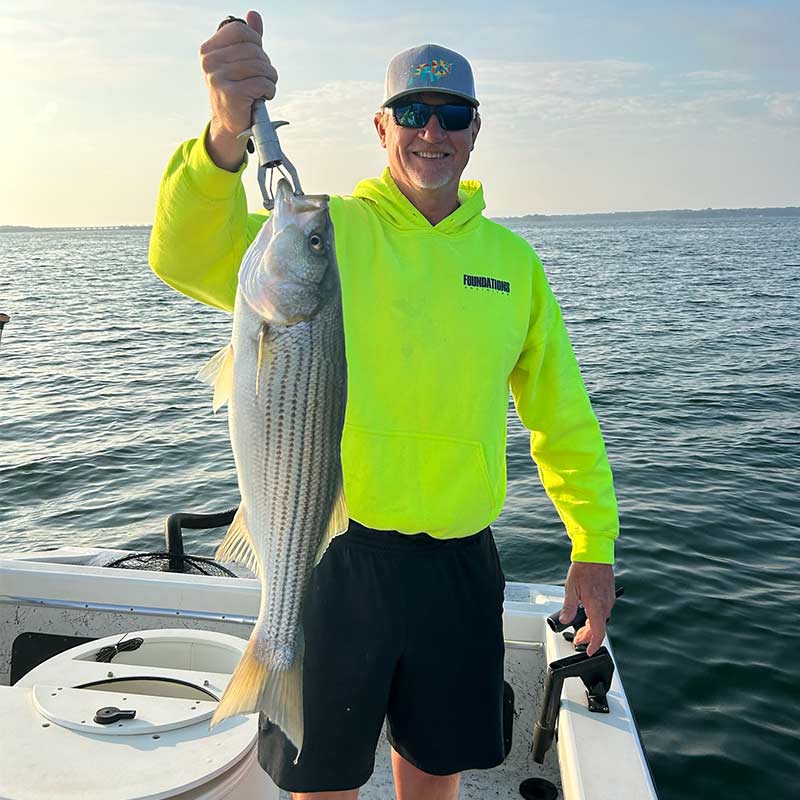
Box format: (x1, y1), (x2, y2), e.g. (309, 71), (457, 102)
(246, 100), (304, 209)
(218, 16), (303, 209)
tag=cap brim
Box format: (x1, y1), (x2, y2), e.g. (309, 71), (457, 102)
(382, 87), (479, 108)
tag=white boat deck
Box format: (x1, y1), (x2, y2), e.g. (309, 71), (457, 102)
(0, 546), (657, 800)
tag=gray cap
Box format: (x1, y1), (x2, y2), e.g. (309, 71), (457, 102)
(382, 44), (479, 108)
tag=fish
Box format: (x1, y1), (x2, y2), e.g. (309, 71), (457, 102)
(198, 179), (348, 754)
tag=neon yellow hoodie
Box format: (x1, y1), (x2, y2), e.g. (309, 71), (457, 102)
(149, 129), (618, 563)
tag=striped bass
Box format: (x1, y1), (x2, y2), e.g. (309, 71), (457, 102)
(198, 179), (348, 754)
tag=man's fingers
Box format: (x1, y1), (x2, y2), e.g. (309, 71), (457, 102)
(583, 598), (610, 631)
(586, 619), (606, 656)
(245, 9), (263, 37)
(573, 618), (605, 656)
(559, 570), (579, 623)
(580, 602), (607, 655)
(211, 59), (275, 83)
(215, 75), (275, 101)
(583, 593), (614, 625)
(560, 563), (616, 655)
(573, 621), (592, 645)
(200, 17), (262, 55)
(203, 42), (270, 67)
(559, 602), (578, 625)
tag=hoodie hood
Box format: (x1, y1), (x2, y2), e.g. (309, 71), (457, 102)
(352, 167), (486, 235)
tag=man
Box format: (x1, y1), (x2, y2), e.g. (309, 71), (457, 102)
(149, 11), (618, 800)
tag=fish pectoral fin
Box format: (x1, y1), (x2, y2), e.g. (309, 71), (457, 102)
(255, 323), (269, 397)
(215, 506), (263, 578)
(313, 483), (349, 567)
(197, 343), (235, 412)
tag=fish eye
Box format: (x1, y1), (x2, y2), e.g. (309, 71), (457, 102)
(308, 232), (325, 253)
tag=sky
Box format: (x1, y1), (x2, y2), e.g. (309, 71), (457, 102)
(2, 0), (799, 225)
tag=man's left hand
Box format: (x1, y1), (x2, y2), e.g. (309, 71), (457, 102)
(558, 562), (616, 656)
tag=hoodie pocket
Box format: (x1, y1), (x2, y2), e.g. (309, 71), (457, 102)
(342, 425), (496, 537)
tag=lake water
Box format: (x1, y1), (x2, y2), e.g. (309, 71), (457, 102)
(1, 214), (798, 799)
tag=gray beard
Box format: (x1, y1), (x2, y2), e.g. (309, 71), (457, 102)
(406, 164), (454, 190)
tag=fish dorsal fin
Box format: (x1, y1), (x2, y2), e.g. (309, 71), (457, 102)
(313, 484), (349, 567)
(215, 506), (263, 579)
(197, 343), (235, 412)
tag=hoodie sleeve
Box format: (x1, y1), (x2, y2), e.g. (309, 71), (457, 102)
(509, 250), (619, 564)
(148, 124), (269, 312)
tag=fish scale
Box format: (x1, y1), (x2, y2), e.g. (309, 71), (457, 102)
(259, 306), (345, 647)
(232, 301), (345, 639)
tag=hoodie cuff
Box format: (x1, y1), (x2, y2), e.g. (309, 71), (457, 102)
(569, 531), (616, 565)
(185, 122), (248, 201)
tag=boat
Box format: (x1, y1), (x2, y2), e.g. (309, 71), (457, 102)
(0, 510), (658, 800)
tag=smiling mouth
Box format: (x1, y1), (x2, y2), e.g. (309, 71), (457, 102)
(412, 151), (450, 159)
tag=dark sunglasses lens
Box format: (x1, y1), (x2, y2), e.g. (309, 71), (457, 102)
(393, 102), (473, 130)
(394, 103), (432, 128)
(437, 104), (473, 130)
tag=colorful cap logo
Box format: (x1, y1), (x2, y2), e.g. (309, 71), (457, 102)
(382, 44), (478, 107)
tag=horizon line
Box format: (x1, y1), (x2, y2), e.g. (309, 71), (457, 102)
(2, 204), (799, 231)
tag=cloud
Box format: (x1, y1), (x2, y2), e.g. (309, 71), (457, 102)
(0, 1), (203, 87)
(272, 80), (383, 147)
(663, 5), (800, 70)
(682, 70), (753, 83)
(0, 35), (178, 86)
(142, 54), (798, 170)
(464, 57), (799, 143)
(3, 1), (797, 222)
(476, 59), (653, 96)
(765, 93), (800, 121)
(37, 100), (60, 123)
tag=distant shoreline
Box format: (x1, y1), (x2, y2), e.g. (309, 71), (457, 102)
(0, 225), (153, 233)
(496, 206), (800, 224)
(2, 206), (798, 231)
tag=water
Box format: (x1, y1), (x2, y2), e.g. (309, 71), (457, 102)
(1, 216), (799, 799)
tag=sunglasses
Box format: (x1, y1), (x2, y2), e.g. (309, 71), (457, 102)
(390, 101), (475, 131)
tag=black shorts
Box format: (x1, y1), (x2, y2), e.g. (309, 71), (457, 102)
(257, 520), (507, 793)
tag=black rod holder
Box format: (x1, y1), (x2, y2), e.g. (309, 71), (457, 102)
(164, 508), (238, 572)
(531, 646), (615, 763)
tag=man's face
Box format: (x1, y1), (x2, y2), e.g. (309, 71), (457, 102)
(374, 92), (481, 194)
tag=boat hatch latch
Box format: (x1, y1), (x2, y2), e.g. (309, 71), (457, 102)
(531, 647), (615, 763)
(94, 706), (137, 725)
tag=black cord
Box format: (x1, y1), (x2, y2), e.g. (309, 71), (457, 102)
(94, 633), (144, 663)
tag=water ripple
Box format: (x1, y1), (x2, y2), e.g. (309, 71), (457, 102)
(2, 219), (799, 800)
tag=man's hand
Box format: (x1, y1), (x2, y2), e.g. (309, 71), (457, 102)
(558, 562), (616, 656)
(199, 10), (278, 171)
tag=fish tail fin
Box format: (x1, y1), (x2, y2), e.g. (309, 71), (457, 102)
(210, 633), (305, 755)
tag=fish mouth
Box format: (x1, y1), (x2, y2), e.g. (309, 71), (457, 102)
(274, 178), (295, 214)
(273, 179), (330, 219)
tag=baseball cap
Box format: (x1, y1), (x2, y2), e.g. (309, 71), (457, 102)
(381, 44), (479, 108)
